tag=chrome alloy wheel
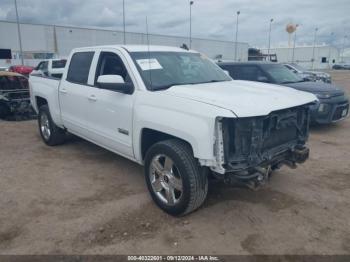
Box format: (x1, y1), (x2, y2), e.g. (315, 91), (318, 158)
(149, 154), (183, 206)
(40, 113), (51, 141)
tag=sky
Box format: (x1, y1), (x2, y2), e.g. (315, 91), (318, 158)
(0, 0), (349, 49)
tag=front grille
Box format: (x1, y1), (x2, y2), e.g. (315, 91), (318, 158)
(332, 104), (349, 121)
(223, 104), (310, 170)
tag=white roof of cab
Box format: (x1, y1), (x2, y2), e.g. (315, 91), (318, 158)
(73, 45), (197, 53)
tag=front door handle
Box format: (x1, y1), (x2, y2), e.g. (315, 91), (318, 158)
(88, 95), (97, 102)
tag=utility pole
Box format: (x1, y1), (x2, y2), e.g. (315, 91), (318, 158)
(328, 32), (334, 68)
(234, 11), (240, 61)
(291, 24), (299, 63)
(341, 35), (348, 62)
(123, 0), (126, 44)
(267, 18), (273, 59)
(189, 1), (194, 49)
(14, 0), (24, 65)
(311, 27), (318, 69)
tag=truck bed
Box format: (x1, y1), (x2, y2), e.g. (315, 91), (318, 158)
(29, 75), (61, 123)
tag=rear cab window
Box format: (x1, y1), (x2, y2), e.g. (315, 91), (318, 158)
(52, 60), (67, 69)
(67, 52), (94, 85)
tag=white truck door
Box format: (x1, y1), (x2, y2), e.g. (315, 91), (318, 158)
(59, 51), (95, 137)
(85, 50), (134, 158)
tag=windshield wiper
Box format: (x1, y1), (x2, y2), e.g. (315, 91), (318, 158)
(280, 81), (297, 84)
(152, 79), (228, 91)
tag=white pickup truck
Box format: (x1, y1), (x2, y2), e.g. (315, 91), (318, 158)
(31, 59), (67, 79)
(29, 45), (316, 215)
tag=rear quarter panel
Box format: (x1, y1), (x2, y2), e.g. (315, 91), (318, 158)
(29, 75), (63, 126)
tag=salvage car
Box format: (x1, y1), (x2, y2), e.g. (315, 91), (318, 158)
(218, 62), (349, 124)
(29, 45), (316, 215)
(31, 59), (67, 79)
(0, 71), (34, 119)
(8, 65), (34, 76)
(332, 63), (350, 70)
(284, 63), (331, 83)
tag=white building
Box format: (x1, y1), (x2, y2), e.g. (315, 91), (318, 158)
(261, 45), (341, 70)
(0, 20), (249, 67)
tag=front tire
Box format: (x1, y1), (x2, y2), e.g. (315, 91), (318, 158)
(38, 105), (65, 146)
(144, 139), (208, 216)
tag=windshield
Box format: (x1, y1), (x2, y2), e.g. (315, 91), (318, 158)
(130, 51), (231, 90)
(264, 64), (304, 84)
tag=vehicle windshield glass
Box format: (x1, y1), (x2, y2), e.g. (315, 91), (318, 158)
(264, 64), (303, 84)
(52, 60), (67, 69)
(290, 63), (306, 72)
(130, 51), (231, 91)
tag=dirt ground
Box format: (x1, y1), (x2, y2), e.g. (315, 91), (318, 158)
(0, 71), (350, 255)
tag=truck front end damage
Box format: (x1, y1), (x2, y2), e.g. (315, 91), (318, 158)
(213, 104), (311, 187)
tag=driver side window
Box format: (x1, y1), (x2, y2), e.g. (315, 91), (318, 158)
(95, 52), (131, 85)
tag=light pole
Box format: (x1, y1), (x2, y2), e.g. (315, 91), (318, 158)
(189, 1), (194, 49)
(328, 32), (334, 68)
(311, 27), (318, 69)
(341, 35), (348, 62)
(123, 0), (126, 44)
(234, 11), (240, 61)
(291, 24), (299, 63)
(14, 0), (24, 65)
(267, 18), (273, 58)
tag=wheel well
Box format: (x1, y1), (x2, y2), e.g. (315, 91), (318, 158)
(36, 96), (48, 109)
(141, 128), (193, 160)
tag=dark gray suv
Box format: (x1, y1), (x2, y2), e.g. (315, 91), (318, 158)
(218, 62), (349, 124)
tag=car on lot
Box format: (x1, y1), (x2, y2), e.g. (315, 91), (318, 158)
(8, 65), (34, 76)
(284, 63), (331, 83)
(29, 45), (316, 215)
(218, 62), (349, 124)
(0, 66), (9, 71)
(31, 59), (67, 79)
(0, 71), (34, 119)
(332, 63), (350, 70)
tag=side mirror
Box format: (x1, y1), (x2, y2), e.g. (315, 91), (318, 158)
(97, 75), (133, 94)
(257, 76), (269, 83)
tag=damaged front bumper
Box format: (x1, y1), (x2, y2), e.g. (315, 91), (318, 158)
(213, 104), (311, 185)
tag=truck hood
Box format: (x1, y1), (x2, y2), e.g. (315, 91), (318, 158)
(163, 80), (317, 117)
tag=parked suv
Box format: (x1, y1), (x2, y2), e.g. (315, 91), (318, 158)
(218, 62), (349, 124)
(29, 46), (316, 215)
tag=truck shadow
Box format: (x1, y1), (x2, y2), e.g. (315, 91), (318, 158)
(310, 122), (340, 132)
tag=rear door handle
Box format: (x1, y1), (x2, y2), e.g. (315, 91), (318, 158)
(88, 95), (97, 102)
(60, 88), (67, 94)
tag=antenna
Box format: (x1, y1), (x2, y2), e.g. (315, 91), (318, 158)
(146, 16), (153, 90)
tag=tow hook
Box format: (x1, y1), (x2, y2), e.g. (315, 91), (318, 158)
(254, 166), (271, 184)
(292, 146), (309, 163)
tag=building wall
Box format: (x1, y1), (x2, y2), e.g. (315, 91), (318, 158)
(0, 20), (248, 67)
(261, 46), (340, 69)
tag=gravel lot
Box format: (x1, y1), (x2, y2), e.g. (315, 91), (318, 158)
(0, 71), (349, 255)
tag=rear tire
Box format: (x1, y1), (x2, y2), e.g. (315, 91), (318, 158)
(38, 105), (65, 146)
(144, 139), (208, 216)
